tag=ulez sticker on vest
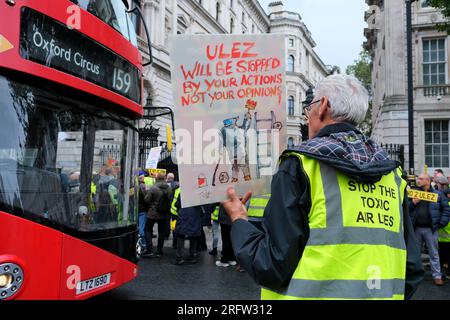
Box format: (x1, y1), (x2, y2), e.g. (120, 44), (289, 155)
(406, 189), (438, 203)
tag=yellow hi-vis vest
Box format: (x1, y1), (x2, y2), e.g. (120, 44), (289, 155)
(212, 206), (219, 222)
(247, 195), (270, 219)
(171, 188), (181, 216)
(144, 177), (155, 189)
(439, 223), (450, 243)
(439, 200), (450, 243)
(261, 152), (408, 300)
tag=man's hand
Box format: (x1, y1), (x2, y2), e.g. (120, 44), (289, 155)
(222, 187), (252, 223)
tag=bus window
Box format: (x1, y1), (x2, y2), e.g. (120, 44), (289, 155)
(71, 0), (138, 47)
(0, 75), (138, 232)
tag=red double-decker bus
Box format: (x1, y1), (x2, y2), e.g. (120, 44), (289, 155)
(0, 0), (149, 299)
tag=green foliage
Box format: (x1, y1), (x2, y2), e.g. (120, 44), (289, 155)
(346, 50), (372, 94)
(430, 0), (450, 33)
(346, 50), (373, 136)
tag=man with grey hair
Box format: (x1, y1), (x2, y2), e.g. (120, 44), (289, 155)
(166, 172), (179, 190)
(222, 74), (424, 300)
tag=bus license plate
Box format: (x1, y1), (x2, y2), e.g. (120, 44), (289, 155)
(76, 273), (111, 295)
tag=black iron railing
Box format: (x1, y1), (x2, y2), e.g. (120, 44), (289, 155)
(100, 144), (121, 166)
(380, 144), (405, 168)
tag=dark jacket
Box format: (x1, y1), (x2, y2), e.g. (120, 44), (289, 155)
(174, 193), (204, 237)
(218, 204), (232, 226)
(230, 122), (424, 300)
(409, 188), (450, 232)
(138, 182), (148, 213)
(145, 182), (172, 220)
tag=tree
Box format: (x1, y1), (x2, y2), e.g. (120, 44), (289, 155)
(346, 50), (373, 136)
(429, 0), (450, 33)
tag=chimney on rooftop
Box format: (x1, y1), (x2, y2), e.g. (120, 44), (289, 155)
(268, 1), (284, 14)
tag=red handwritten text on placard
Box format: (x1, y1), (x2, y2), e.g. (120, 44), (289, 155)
(206, 42), (258, 60)
(179, 41), (283, 107)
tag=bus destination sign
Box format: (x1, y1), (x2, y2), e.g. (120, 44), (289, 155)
(19, 7), (141, 104)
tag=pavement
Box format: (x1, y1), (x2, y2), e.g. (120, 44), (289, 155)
(97, 228), (450, 300)
(411, 257), (450, 300)
(98, 227), (260, 300)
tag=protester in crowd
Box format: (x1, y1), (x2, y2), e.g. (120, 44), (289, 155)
(409, 173), (450, 286)
(434, 169), (444, 179)
(138, 171), (149, 254)
(172, 190), (204, 265)
(434, 174), (449, 192)
(170, 185), (180, 249)
(166, 173), (178, 190)
(209, 206), (220, 256)
(439, 188), (450, 280)
(432, 169), (445, 189)
(197, 206), (209, 253)
(215, 204), (237, 268)
(144, 173), (172, 257)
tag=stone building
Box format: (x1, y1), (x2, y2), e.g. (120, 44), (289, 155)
(365, 0), (450, 173)
(135, 0), (329, 156)
(268, 2), (330, 147)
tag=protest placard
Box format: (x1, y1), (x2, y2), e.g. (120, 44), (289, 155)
(170, 34), (286, 208)
(407, 189), (438, 203)
(149, 168), (167, 176)
(145, 146), (162, 170)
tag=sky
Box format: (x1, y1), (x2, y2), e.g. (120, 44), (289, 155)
(258, 0), (369, 72)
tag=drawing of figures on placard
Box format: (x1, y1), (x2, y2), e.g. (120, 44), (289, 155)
(170, 34), (287, 208)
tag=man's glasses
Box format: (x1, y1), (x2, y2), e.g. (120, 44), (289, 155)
(302, 99), (321, 119)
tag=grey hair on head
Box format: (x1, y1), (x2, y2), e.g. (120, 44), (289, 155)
(314, 74), (369, 125)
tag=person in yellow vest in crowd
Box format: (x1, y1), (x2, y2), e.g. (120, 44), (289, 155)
(222, 74), (424, 300)
(138, 171), (150, 253)
(143, 171), (156, 190)
(89, 181), (97, 212)
(209, 205), (220, 256)
(408, 173), (449, 286)
(247, 194), (269, 230)
(171, 186), (181, 249)
(439, 188), (450, 279)
(171, 186), (181, 217)
(171, 188), (205, 265)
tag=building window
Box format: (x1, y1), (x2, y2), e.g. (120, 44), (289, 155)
(421, 0), (432, 7)
(216, 2), (221, 22)
(164, 16), (171, 46)
(423, 38), (446, 85)
(252, 25), (255, 34)
(288, 55), (295, 72)
(178, 15), (188, 34)
(230, 18), (234, 33)
(242, 12), (245, 24)
(198, 0), (202, 6)
(289, 38), (294, 47)
(425, 120), (449, 168)
(288, 137), (295, 148)
(230, 0), (233, 9)
(130, 0), (142, 35)
(288, 96), (295, 116)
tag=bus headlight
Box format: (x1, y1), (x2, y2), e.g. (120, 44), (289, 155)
(0, 263), (24, 300)
(0, 274), (12, 287)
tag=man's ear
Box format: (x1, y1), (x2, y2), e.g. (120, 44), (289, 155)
(318, 96), (330, 121)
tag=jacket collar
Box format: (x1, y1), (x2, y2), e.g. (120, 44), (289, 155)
(315, 122), (362, 138)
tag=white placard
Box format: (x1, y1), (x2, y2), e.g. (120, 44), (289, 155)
(170, 34), (286, 208)
(145, 146), (162, 170)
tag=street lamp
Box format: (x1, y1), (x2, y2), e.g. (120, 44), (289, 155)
(406, 0), (418, 175)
